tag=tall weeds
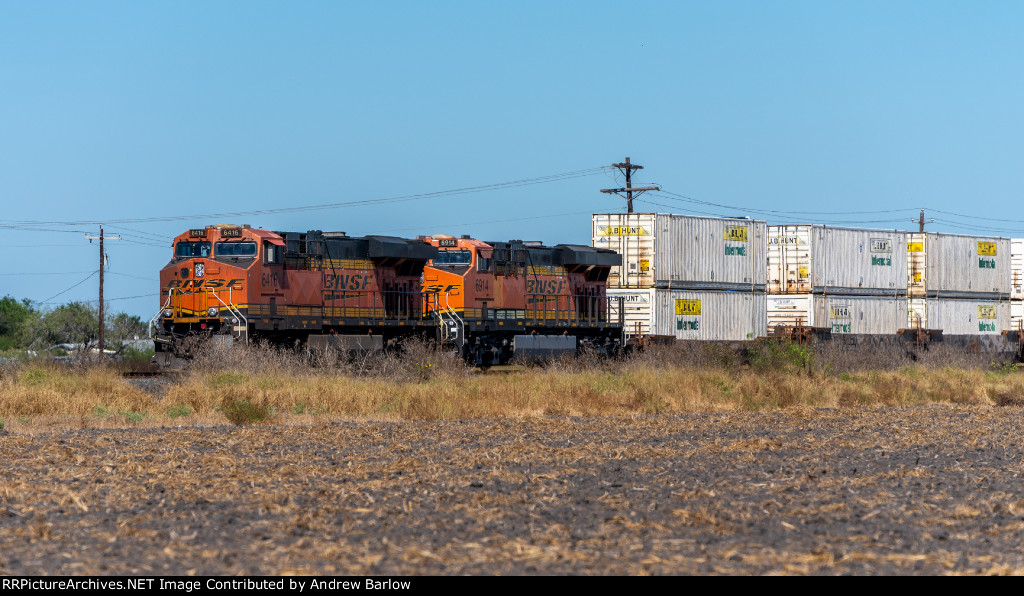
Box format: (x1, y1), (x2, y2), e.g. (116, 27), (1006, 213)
(0, 340), (1021, 425)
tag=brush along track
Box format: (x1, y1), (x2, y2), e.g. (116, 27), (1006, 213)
(2, 406), (1024, 575)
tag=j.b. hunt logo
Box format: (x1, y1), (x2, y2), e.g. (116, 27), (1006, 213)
(167, 278), (243, 290)
(598, 225), (650, 236)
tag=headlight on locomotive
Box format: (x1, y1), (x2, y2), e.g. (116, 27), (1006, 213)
(207, 307), (219, 317)
(163, 309), (173, 318)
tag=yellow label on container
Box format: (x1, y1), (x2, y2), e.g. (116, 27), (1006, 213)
(675, 299), (701, 316)
(725, 225), (749, 242)
(913, 272), (922, 283)
(598, 225), (650, 236)
(639, 259), (649, 272)
(908, 242), (923, 252)
(978, 305), (997, 319)
(830, 306), (851, 319)
(978, 242), (997, 256)
(798, 266), (809, 279)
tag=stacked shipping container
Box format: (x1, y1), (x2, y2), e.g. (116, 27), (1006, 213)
(767, 225), (908, 334)
(906, 232), (1011, 335)
(592, 213), (767, 341)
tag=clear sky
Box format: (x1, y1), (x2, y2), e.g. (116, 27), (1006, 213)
(2, 1), (1023, 318)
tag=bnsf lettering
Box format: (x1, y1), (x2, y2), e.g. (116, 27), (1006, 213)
(324, 273), (373, 290)
(526, 280), (565, 295)
(168, 278), (242, 290)
(423, 284), (460, 294)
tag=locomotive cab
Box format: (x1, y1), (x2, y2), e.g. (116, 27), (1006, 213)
(151, 225), (262, 364)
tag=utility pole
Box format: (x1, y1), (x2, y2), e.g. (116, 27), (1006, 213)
(601, 157), (660, 213)
(85, 227), (120, 354)
(915, 209), (933, 233)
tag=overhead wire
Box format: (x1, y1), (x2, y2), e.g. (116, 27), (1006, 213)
(38, 271), (98, 305)
(0, 167), (609, 228)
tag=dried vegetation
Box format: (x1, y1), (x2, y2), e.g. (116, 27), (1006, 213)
(0, 339), (1022, 429)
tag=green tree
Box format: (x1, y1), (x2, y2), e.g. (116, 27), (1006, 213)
(23, 301), (99, 352)
(104, 311), (147, 353)
(0, 295), (37, 350)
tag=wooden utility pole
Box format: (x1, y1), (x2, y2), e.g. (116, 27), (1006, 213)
(601, 157), (660, 213)
(915, 209), (933, 233)
(85, 227), (120, 354)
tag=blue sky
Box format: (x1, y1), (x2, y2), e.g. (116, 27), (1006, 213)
(2, 1), (1023, 318)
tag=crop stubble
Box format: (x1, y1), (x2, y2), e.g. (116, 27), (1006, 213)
(2, 405), (1024, 575)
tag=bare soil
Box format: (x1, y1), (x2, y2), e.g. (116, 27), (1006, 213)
(2, 405), (1024, 576)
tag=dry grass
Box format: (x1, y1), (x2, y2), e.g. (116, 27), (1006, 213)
(0, 341), (1021, 429)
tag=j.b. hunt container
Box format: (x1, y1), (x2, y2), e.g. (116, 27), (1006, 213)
(767, 225), (908, 295)
(592, 213), (767, 291)
(608, 288), (766, 341)
(907, 298), (1010, 335)
(907, 232), (1011, 299)
(767, 294), (908, 334)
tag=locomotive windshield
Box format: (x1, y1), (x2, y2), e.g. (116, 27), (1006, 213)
(215, 241), (258, 257)
(175, 241), (211, 258)
(433, 250), (472, 266)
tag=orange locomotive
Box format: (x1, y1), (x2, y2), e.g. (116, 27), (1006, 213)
(420, 235), (622, 365)
(151, 225), (437, 366)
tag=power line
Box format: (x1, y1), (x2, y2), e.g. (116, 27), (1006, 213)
(0, 167), (608, 228)
(0, 271), (95, 276)
(39, 271), (97, 304)
(371, 210), (598, 235)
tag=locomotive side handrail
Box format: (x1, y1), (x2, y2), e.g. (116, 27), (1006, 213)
(210, 287), (248, 343)
(147, 289), (175, 339)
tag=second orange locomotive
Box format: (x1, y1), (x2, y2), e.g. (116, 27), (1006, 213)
(420, 234), (621, 364)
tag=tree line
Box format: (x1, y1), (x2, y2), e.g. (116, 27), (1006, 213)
(0, 295), (147, 354)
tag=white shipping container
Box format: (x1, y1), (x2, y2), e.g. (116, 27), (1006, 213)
(593, 213), (767, 290)
(908, 232), (1011, 298)
(768, 225), (907, 295)
(767, 294), (908, 335)
(608, 288), (766, 341)
(1011, 239), (1023, 300)
(920, 298), (1009, 335)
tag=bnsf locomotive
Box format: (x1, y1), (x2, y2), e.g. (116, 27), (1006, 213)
(150, 225), (622, 366)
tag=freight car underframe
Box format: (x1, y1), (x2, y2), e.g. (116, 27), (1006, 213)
(767, 325), (1024, 361)
(151, 291), (625, 367)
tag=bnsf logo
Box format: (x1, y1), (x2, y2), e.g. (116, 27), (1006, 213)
(526, 280), (565, 295)
(423, 283), (461, 293)
(324, 273), (374, 290)
(167, 278), (243, 290)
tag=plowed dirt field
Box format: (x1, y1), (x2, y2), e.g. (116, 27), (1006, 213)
(3, 405), (1024, 575)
